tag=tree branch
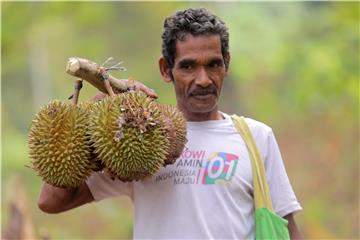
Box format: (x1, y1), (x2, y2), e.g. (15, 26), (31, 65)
(65, 57), (128, 94)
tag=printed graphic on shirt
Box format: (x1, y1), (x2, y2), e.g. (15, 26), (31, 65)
(199, 152), (239, 185)
(156, 149), (239, 186)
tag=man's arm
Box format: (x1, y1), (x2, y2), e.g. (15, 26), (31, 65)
(38, 80), (156, 214)
(284, 213), (302, 240)
(38, 182), (94, 214)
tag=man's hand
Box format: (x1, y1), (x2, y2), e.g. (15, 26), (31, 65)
(124, 79), (158, 99)
(90, 78), (158, 102)
(284, 213), (303, 240)
(38, 182), (94, 214)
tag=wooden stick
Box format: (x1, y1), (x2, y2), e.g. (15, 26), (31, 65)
(104, 79), (115, 97)
(98, 67), (116, 97)
(66, 57), (128, 94)
(72, 79), (83, 105)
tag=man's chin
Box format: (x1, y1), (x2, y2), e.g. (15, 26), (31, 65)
(187, 102), (218, 114)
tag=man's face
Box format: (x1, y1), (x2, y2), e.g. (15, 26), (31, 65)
(163, 34), (228, 119)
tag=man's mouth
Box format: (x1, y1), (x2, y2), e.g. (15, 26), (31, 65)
(189, 86), (217, 100)
(191, 93), (216, 100)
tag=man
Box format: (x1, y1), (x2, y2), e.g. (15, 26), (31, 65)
(38, 8), (302, 239)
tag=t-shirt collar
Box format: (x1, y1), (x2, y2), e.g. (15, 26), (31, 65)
(186, 112), (232, 130)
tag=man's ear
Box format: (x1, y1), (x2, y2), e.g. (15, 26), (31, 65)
(224, 52), (230, 72)
(159, 57), (172, 83)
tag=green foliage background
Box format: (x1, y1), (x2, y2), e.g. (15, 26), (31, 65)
(2, 2), (359, 239)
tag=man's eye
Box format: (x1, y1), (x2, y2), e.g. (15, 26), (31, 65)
(209, 62), (222, 68)
(181, 64), (193, 70)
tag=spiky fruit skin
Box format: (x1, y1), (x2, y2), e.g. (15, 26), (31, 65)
(28, 100), (96, 188)
(89, 92), (170, 181)
(78, 101), (104, 172)
(158, 104), (187, 165)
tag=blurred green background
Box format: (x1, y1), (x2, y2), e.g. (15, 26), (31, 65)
(2, 1), (359, 239)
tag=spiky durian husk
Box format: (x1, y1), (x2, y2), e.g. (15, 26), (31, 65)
(78, 101), (104, 172)
(158, 104), (187, 165)
(89, 92), (170, 181)
(28, 100), (96, 188)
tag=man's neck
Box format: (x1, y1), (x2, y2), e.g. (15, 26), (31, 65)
(182, 110), (224, 122)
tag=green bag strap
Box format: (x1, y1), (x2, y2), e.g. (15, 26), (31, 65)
(231, 115), (274, 211)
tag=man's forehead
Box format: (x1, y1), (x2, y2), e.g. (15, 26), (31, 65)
(174, 34), (222, 58)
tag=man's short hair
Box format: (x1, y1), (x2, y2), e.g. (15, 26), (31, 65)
(161, 8), (229, 69)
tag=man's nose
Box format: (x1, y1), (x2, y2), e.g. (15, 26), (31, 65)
(195, 67), (211, 87)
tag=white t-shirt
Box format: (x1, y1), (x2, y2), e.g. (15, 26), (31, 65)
(87, 113), (302, 239)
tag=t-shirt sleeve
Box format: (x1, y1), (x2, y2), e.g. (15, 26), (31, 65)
(263, 130), (302, 217)
(86, 171), (133, 202)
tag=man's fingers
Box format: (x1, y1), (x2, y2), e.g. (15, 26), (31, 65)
(136, 83), (158, 99)
(90, 92), (107, 102)
(90, 81), (158, 100)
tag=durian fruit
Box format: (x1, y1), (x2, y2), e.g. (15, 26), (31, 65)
(157, 104), (187, 165)
(78, 101), (104, 172)
(28, 100), (96, 188)
(89, 91), (170, 181)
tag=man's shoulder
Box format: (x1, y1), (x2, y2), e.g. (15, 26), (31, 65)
(244, 117), (272, 133)
(229, 114), (273, 139)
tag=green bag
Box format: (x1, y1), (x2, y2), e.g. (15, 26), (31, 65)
(231, 115), (290, 240)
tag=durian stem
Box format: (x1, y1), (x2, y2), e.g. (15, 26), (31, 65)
(66, 57), (128, 94)
(98, 67), (116, 97)
(103, 79), (116, 97)
(72, 79), (83, 105)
